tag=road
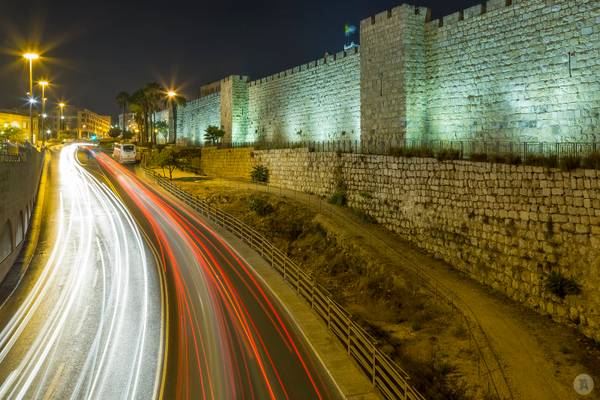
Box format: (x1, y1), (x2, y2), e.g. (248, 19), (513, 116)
(90, 149), (342, 399)
(0, 145), (163, 399)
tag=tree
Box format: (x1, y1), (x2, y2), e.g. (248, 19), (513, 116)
(0, 126), (23, 142)
(204, 125), (225, 145)
(154, 147), (179, 180)
(144, 82), (165, 146)
(122, 130), (134, 140)
(108, 127), (122, 138)
(116, 92), (129, 128)
(155, 121), (169, 144)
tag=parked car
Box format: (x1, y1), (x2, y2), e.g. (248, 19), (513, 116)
(112, 143), (137, 164)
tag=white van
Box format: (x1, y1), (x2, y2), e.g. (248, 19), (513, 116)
(113, 143), (136, 164)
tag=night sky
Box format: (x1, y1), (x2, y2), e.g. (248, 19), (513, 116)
(0, 0), (481, 117)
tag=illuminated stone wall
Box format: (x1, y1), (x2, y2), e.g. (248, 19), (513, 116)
(177, 92), (221, 145)
(246, 148), (600, 342)
(178, 0), (599, 145)
(244, 48), (361, 143)
(421, 0), (599, 142)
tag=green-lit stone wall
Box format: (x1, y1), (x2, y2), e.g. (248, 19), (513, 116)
(245, 48), (361, 143)
(422, 0), (600, 142)
(177, 92), (221, 145)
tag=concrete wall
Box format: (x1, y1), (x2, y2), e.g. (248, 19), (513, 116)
(0, 148), (44, 282)
(196, 146), (600, 341)
(246, 48), (361, 143)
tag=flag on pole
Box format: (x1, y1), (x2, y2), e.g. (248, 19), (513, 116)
(344, 24), (357, 36)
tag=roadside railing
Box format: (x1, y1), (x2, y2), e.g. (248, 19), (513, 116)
(144, 167), (426, 400)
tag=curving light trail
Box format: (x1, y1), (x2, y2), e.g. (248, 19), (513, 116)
(94, 152), (342, 400)
(0, 145), (163, 400)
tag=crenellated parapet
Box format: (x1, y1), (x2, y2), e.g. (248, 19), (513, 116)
(247, 47), (359, 87)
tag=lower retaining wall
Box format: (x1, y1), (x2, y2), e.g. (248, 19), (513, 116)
(202, 147), (600, 341)
(0, 148), (44, 282)
(200, 147), (254, 179)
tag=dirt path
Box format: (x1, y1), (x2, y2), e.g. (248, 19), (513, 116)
(155, 168), (599, 400)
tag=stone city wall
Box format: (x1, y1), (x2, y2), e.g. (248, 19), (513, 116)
(177, 92), (221, 145)
(245, 48), (361, 143)
(199, 147), (254, 179)
(176, 0), (599, 145)
(240, 147), (600, 342)
(0, 149), (44, 282)
(421, 0), (600, 142)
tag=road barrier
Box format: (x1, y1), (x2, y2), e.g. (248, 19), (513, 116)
(144, 167), (426, 400)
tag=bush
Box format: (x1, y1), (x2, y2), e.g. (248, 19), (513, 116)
(251, 164), (269, 183)
(524, 154), (558, 169)
(559, 155), (581, 171)
(545, 271), (581, 299)
(504, 153), (522, 165)
(328, 190), (347, 206)
(407, 146), (435, 158)
(582, 151), (600, 170)
(469, 153), (488, 162)
(436, 148), (461, 161)
(248, 196), (273, 216)
(389, 147), (406, 157)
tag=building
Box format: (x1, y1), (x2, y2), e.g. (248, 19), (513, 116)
(175, 0), (599, 145)
(50, 107), (110, 139)
(0, 110), (39, 142)
(77, 109), (111, 139)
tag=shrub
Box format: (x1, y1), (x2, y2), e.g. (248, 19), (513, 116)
(525, 154), (558, 169)
(248, 196), (273, 216)
(435, 148), (461, 161)
(411, 321), (422, 332)
(469, 152), (488, 162)
(389, 147), (406, 157)
(504, 153), (523, 165)
(328, 190), (347, 206)
(559, 155), (581, 171)
(405, 146), (434, 158)
(251, 164), (269, 183)
(545, 271), (581, 299)
(582, 151), (600, 170)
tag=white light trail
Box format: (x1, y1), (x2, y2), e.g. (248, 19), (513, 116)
(0, 145), (161, 399)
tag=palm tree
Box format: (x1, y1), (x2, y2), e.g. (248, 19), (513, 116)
(144, 82), (164, 146)
(116, 91), (129, 131)
(128, 90), (147, 144)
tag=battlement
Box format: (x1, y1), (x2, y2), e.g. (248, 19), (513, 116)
(247, 46), (359, 87)
(360, 4), (431, 27)
(426, 0), (514, 30)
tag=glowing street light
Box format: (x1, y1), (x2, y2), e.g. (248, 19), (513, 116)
(38, 80), (49, 145)
(166, 90), (178, 144)
(23, 52), (40, 143)
(58, 102), (66, 132)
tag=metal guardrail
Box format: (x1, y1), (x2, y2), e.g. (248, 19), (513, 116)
(144, 167), (426, 400)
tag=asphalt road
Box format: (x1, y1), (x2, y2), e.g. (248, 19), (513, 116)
(0, 145), (163, 399)
(90, 149), (342, 400)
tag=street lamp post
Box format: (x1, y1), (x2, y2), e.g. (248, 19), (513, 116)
(39, 80), (49, 145)
(23, 53), (39, 143)
(167, 90), (176, 144)
(59, 102), (65, 134)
